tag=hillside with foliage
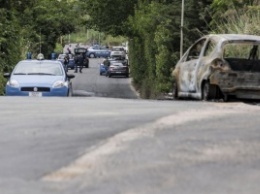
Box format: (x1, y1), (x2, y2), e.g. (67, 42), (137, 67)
(1, 0), (260, 97)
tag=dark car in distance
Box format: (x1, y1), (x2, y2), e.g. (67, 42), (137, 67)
(74, 47), (89, 68)
(106, 61), (129, 78)
(99, 57), (128, 76)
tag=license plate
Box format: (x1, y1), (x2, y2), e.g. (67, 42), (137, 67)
(29, 92), (42, 97)
(116, 71), (121, 73)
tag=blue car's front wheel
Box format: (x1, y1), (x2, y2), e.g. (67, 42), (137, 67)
(89, 53), (95, 58)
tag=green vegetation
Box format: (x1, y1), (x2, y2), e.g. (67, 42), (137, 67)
(123, 0), (212, 98)
(1, 0), (260, 97)
(211, 1), (260, 35)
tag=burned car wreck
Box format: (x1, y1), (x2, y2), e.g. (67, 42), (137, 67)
(172, 34), (260, 101)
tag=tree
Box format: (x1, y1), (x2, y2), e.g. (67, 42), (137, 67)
(0, 0), (21, 93)
(0, 0), (85, 94)
(23, 0), (79, 57)
(82, 0), (138, 36)
(127, 0), (213, 98)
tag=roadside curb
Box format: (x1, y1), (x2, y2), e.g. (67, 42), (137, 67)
(129, 78), (141, 99)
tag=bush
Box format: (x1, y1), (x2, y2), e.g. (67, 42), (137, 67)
(128, 2), (182, 98)
(0, 73), (6, 95)
(212, 5), (260, 35)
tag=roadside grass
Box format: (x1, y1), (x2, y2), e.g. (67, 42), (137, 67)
(212, 8), (260, 35)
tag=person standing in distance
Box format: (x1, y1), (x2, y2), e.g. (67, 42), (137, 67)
(63, 54), (69, 72)
(74, 53), (84, 73)
(67, 44), (72, 54)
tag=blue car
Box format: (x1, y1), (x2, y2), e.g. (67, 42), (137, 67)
(4, 55), (75, 97)
(99, 57), (128, 75)
(99, 63), (109, 75)
(99, 58), (116, 75)
(87, 45), (111, 58)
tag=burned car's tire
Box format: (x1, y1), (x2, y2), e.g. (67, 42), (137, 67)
(202, 81), (211, 101)
(201, 82), (221, 101)
(173, 82), (179, 99)
(223, 94), (229, 102)
(223, 94), (236, 102)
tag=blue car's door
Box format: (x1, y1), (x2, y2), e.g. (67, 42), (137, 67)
(100, 47), (110, 58)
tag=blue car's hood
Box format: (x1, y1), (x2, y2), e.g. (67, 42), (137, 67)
(11, 75), (64, 87)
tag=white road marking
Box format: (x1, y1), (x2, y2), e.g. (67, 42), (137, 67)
(42, 107), (243, 182)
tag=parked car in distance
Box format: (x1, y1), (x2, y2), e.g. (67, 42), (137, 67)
(172, 34), (260, 101)
(110, 46), (126, 59)
(57, 53), (75, 70)
(74, 47), (88, 55)
(99, 57), (129, 76)
(99, 61), (109, 76)
(4, 54), (75, 97)
(74, 47), (89, 68)
(106, 61), (129, 78)
(87, 45), (111, 58)
(100, 63), (108, 75)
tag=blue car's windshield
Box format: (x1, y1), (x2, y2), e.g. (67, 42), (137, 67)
(13, 62), (64, 76)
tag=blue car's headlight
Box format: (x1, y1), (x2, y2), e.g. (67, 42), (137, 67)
(52, 80), (68, 88)
(7, 79), (19, 87)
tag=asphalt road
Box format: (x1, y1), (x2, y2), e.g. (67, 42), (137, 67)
(71, 58), (138, 99)
(0, 59), (260, 194)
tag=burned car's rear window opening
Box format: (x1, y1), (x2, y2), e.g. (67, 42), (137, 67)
(224, 43), (260, 72)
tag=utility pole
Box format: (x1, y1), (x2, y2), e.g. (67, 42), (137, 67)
(99, 32), (101, 45)
(180, 0), (184, 58)
(40, 29), (42, 53)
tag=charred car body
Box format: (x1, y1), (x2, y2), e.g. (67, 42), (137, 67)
(172, 34), (260, 101)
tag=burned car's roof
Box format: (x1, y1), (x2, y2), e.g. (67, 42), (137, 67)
(207, 34), (260, 43)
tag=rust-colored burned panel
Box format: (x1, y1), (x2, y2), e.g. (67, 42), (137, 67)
(173, 62), (191, 92)
(210, 71), (260, 90)
(172, 68), (180, 89)
(196, 56), (213, 88)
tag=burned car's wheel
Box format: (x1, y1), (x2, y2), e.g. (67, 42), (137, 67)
(173, 81), (179, 99)
(202, 81), (210, 101)
(201, 81), (220, 101)
(223, 94), (229, 102)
